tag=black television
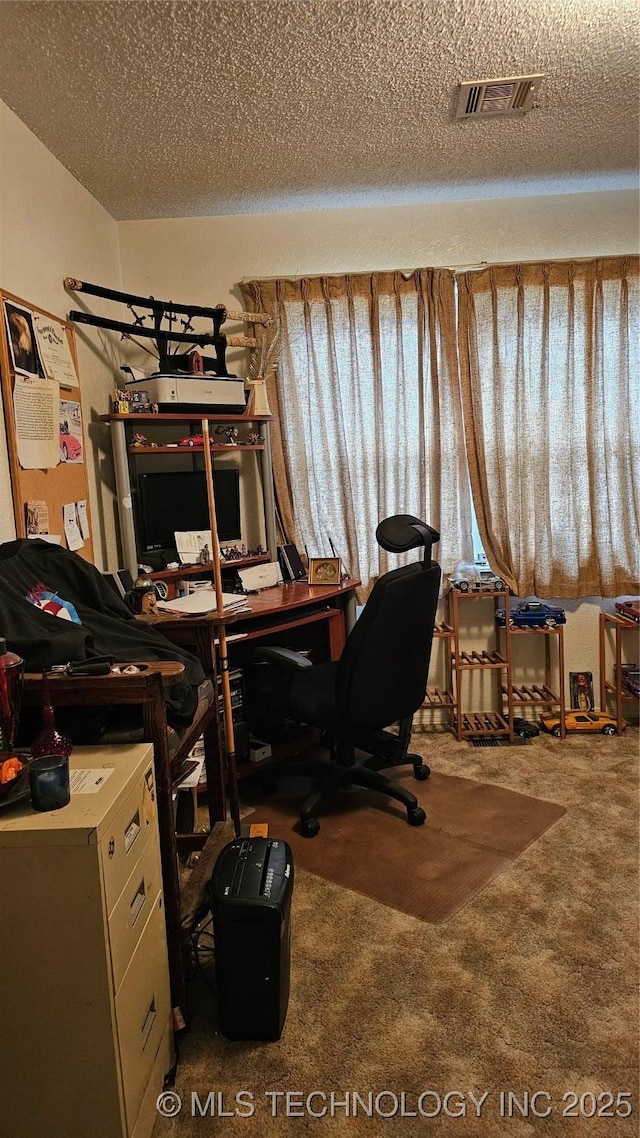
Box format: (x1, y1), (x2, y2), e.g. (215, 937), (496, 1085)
(136, 469), (241, 555)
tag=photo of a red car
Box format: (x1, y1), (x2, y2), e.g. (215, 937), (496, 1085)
(59, 422), (82, 462)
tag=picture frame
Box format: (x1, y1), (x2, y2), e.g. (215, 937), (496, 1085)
(3, 299), (44, 378)
(308, 557), (341, 586)
(570, 671), (594, 711)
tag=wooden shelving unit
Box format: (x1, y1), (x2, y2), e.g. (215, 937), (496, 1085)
(599, 609), (640, 733)
(442, 588), (567, 742)
(100, 410), (277, 584)
(422, 620), (457, 718)
(450, 587), (512, 741)
(500, 624), (566, 738)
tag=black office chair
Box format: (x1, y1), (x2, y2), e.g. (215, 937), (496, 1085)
(252, 515), (441, 836)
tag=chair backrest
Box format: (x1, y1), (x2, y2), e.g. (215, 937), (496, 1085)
(335, 559), (441, 732)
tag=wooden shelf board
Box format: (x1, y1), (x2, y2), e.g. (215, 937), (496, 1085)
(434, 622), (455, 637)
(507, 691), (558, 701)
(101, 412), (273, 423)
(604, 681), (639, 701)
(600, 612), (639, 629)
(128, 444), (265, 454)
(457, 712), (509, 735)
(506, 685), (558, 702)
(147, 555), (270, 580)
(508, 626), (564, 635)
(423, 688), (455, 706)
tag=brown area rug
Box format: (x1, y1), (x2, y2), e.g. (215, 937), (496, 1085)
(242, 768), (566, 922)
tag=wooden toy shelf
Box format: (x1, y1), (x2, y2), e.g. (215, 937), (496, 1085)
(599, 610), (640, 733)
(430, 587), (568, 742)
(450, 587), (513, 741)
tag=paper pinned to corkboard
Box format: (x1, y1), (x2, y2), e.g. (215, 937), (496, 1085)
(33, 312), (77, 389)
(13, 372), (59, 469)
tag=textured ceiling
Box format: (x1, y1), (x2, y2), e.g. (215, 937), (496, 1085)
(0, 0), (637, 220)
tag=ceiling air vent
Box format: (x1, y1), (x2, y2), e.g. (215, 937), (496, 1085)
(456, 74), (544, 119)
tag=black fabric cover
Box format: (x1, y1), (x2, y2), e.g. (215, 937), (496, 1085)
(0, 539), (204, 729)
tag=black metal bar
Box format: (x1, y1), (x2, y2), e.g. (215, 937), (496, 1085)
(65, 276), (227, 321)
(68, 309), (225, 346)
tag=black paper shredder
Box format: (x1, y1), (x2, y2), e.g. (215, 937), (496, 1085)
(209, 836), (294, 1041)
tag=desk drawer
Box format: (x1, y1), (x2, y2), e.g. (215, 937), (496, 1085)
(101, 763), (156, 915)
(115, 898), (171, 1132)
(109, 836), (163, 994)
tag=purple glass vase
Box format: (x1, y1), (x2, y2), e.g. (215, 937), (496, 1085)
(30, 672), (72, 759)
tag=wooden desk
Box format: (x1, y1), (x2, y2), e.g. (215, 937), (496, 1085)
(149, 577), (360, 674)
(146, 578), (359, 793)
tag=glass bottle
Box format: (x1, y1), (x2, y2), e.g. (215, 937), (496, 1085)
(30, 671), (72, 759)
(0, 637), (24, 754)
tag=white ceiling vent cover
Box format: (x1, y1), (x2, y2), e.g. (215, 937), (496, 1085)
(456, 74), (544, 119)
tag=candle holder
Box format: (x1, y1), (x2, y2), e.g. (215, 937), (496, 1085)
(30, 672), (72, 759)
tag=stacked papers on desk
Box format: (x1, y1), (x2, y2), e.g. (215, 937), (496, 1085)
(157, 588), (249, 615)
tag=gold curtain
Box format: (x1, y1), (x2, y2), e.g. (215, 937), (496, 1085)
(242, 270), (472, 589)
(457, 256), (640, 597)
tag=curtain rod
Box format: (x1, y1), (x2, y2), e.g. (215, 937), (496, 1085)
(242, 254), (634, 285)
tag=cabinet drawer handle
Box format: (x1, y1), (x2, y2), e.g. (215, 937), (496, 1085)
(130, 878), (147, 926)
(141, 996), (156, 1048)
(124, 810), (141, 853)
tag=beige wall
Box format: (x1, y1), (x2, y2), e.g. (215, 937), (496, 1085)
(0, 100), (123, 567)
(117, 188), (638, 305)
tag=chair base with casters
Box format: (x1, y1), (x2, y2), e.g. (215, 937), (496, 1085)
(267, 714), (430, 838)
(250, 514), (441, 838)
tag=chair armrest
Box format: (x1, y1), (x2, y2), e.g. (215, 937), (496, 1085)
(254, 646), (314, 671)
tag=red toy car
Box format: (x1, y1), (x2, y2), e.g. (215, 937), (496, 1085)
(175, 434), (209, 447)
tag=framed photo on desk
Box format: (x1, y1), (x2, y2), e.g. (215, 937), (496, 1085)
(308, 557), (341, 585)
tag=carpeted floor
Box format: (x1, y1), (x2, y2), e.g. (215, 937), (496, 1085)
(241, 769), (566, 923)
(153, 728), (639, 1137)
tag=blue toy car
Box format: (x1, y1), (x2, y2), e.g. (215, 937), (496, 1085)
(496, 601), (566, 628)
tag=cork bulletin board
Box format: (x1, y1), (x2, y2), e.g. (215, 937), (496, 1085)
(0, 288), (94, 562)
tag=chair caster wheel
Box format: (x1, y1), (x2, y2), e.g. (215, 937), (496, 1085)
(413, 762), (431, 781)
(407, 806), (426, 827)
(300, 816), (320, 838)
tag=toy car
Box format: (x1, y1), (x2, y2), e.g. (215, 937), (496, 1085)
(512, 717), (540, 738)
(540, 710), (625, 737)
(175, 434), (208, 446)
(449, 572), (505, 593)
(496, 601), (566, 628)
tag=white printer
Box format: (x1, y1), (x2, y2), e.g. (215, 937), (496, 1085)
(122, 369), (246, 414)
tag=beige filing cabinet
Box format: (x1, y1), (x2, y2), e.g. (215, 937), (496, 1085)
(0, 744), (174, 1138)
